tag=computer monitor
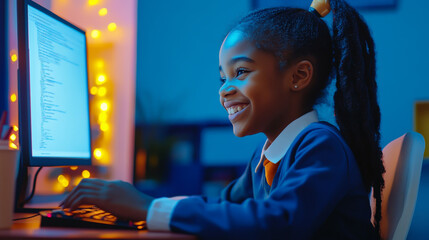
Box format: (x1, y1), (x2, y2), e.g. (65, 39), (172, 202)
(17, 0), (91, 166)
(15, 0), (91, 209)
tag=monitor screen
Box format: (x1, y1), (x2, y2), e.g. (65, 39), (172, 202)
(18, 0), (91, 166)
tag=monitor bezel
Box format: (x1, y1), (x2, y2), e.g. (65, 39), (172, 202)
(17, 0), (92, 166)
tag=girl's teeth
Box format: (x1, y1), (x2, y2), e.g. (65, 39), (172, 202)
(227, 105), (247, 115)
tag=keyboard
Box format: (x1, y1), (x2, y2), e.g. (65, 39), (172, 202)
(40, 205), (146, 230)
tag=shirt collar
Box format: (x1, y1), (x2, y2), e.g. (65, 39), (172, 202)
(255, 110), (319, 173)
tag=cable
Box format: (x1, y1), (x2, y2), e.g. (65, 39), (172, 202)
(13, 213), (40, 221)
(23, 166), (43, 204)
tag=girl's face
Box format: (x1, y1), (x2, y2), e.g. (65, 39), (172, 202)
(219, 30), (298, 140)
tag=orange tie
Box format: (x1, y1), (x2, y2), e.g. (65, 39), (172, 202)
(263, 158), (280, 186)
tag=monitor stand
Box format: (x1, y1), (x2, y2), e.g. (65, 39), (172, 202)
(14, 153), (29, 211)
(14, 155), (60, 213)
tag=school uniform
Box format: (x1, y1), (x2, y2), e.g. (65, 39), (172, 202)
(147, 111), (377, 239)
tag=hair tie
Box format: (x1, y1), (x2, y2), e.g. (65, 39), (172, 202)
(309, 0), (331, 18)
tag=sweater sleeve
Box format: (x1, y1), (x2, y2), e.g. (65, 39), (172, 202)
(147, 148), (258, 231)
(169, 129), (351, 240)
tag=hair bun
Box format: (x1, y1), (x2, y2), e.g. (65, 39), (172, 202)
(309, 0), (331, 18)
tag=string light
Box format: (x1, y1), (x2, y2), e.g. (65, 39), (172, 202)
(94, 148), (102, 159)
(10, 94), (17, 102)
(57, 174), (69, 187)
(9, 134), (16, 141)
(88, 0), (99, 6)
(100, 102), (108, 111)
(10, 54), (17, 62)
(58, 175), (65, 182)
(90, 86), (98, 95)
(82, 170), (91, 178)
(100, 123), (109, 132)
(96, 74), (106, 85)
(98, 87), (107, 97)
(98, 8), (107, 16)
(98, 112), (108, 123)
(9, 142), (18, 149)
(70, 166), (78, 170)
(84, 1), (114, 169)
(107, 22), (117, 31)
(91, 29), (101, 39)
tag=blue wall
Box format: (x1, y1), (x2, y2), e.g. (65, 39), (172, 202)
(136, 0), (250, 125)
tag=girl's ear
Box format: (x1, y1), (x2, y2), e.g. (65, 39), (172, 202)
(290, 60), (314, 91)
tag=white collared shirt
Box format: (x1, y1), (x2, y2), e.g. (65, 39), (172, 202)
(147, 110), (319, 231)
(254, 110), (319, 173)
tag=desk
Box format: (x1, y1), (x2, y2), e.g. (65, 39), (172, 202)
(0, 213), (196, 240)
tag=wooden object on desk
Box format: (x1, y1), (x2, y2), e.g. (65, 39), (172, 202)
(0, 213), (196, 240)
(415, 101), (429, 158)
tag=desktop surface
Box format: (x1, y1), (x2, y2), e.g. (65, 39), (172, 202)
(0, 213), (196, 240)
(5, 194), (196, 240)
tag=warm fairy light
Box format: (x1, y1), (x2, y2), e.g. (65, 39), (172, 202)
(98, 8), (107, 16)
(57, 174), (69, 187)
(62, 180), (69, 187)
(70, 166), (78, 170)
(82, 170), (91, 178)
(94, 148), (102, 159)
(91, 29), (101, 39)
(100, 123), (109, 132)
(11, 54), (18, 62)
(9, 142), (18, 149)
(90, 86), (98, 95)
(107, 22), (117, 32)
(98, 87), (107, 97)
(98, 112), (108, 123)
(88, 0), (99, 6)
(9, 134), (16, 141)
(13, 126), (18, 131)
(100, 102), (108, 111)
(96, 74), (106, 85)
(10, 94), (17, 102)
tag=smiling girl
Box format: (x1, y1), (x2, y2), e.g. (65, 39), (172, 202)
(62, 0), (385, 239)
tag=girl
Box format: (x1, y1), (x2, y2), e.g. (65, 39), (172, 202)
(61, 0), (385, 239)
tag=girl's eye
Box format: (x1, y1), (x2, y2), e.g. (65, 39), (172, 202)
(220, 77), (226, 84)
(236, 68), (249, 77)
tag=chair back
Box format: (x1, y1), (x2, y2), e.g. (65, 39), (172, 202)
(371, 132), (425, 240)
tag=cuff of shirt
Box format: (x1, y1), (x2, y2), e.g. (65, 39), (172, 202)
(146, 196), (187, 231)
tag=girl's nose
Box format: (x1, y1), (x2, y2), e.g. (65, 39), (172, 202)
(219, 81), (237, 98)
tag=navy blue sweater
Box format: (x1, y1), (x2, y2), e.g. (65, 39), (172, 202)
(170, 122), (376, 239)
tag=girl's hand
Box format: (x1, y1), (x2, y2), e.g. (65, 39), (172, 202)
(60, 178), (154, 221)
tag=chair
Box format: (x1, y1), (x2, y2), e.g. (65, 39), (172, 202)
(371, 132), (425, 240)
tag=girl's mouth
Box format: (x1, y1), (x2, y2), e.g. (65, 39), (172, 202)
(226, 104), (249, 115)
(227, 104), (249, 121)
